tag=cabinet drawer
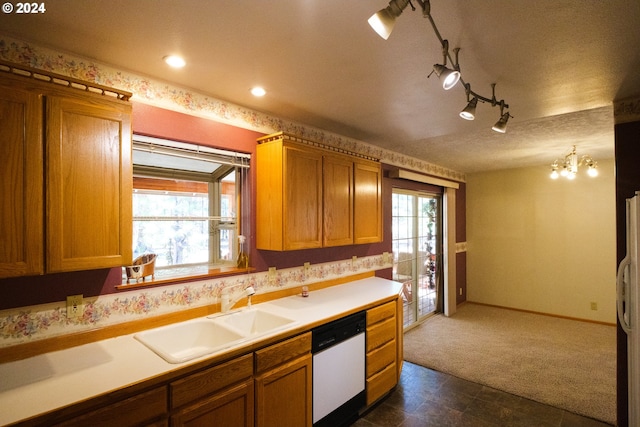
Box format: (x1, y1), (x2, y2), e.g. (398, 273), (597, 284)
(366, 362), (397, 406)
(366, 317), (396, 352)
(54, 386), (167, 427)
(367, 301), (396, 326)
(366, 339), (396, 378)
(255, 332), (311, 374)
(171, 354), (253, 408)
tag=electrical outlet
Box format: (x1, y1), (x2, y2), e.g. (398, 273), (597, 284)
(382, 252), (390, 264)
(590, 302), (598, 311)
(66, 294), (84, 319)
(351, 255), (357, 269)
(303, 262), (311, 275)
(268, 267), (276, 283)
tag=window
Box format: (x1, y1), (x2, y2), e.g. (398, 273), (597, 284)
(129, 135), (250, 282)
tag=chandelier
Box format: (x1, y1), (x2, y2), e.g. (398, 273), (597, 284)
(550, 146), (598, 180)
(368, 0), (512, 133)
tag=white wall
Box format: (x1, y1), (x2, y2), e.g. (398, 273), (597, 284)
(466, 159), (616, 323)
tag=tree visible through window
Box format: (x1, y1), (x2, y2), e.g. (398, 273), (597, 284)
(133, 177), (212, 267)
(130, 136), (249, 279)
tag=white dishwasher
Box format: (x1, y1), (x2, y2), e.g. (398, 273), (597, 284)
(311, 311), (366, 427)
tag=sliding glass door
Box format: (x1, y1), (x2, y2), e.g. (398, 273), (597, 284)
(392, 190), (443, 328)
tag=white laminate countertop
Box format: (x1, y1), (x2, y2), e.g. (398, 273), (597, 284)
(0, 277), (402, 426)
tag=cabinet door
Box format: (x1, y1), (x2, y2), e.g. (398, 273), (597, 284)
(354, 160), (382, 244)
(323, 155), (353, 246)
(0, 85), (44, 278)
(172, 379), (254, 427)
(255, 353), (312, 427)
(283, 145), (322, 250)
(54, 386), (167, 427)
(46, 95), (132, 272)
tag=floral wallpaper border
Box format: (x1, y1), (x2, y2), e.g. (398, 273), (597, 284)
(0, 254), (392, 348)
(0, 34), (465, 183)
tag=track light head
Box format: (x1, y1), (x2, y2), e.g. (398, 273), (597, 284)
(492, 112), (510, 133)
(460, 97), (478, 120)
(433, 64), (460, 90)
(368, 0), (411, 40)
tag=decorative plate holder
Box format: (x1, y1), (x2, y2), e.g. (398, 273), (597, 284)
(124, 253), (157, 284)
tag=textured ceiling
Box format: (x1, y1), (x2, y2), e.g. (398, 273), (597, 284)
(1, 0), (638, 173)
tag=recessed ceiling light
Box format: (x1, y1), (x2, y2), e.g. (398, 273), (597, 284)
(163, 55), (186, 68)
(250, 86), (266, 97)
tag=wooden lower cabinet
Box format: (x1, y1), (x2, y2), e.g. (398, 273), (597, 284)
(24, 300), (400, 427)
(171, 379), (254, 427)
(254, 332), (312, 427)
(365, 299), (399, 405)
(170, 354), (254, 427)
(171, 333), (312, 427)
(255, 354), (312, 427)
(53, 386), (167, 427)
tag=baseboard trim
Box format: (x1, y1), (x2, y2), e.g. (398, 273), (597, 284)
(465, 301), (616, 327)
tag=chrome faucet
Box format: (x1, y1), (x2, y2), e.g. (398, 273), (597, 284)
(221, 285), (256, 312)
(246, 286), (256, 308)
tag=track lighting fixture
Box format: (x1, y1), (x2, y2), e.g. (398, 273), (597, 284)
(431, 41), (460, 90)
(491, 112), (510, 133)
(369, 0), (512, 132)
(491, 101), (510, 133)
(460, 97), (477, 120)
(367, 0), (412, 40)
(460, 85), (477, 120)
(433, 64), (460, 90)
(549, 146), (598, 180)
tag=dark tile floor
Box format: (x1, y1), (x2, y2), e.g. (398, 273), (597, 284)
(352, 362), (614, 427)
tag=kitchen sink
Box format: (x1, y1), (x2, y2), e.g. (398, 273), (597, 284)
(135, 308), (298, 363)
(134, 319), (247, 364)
(218, 309), (296, 336)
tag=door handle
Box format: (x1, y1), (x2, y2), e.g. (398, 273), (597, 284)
(617, 255), (632, 333)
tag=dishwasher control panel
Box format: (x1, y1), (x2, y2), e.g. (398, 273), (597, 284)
(311, 311), (366, 353)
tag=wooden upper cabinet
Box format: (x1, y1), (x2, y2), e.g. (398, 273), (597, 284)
(46, 95), (132, 272)
(354, 159), (383, 244)
(256, 138), (323, 251)
(0, 85), (44, 278)
(323, 154), (354, 247)
(283, 144), (323, 250)
(256, 132), (381, 251)
(0, 66), (132, 278)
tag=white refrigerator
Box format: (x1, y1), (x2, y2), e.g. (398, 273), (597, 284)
(617, 191), (640, 426)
